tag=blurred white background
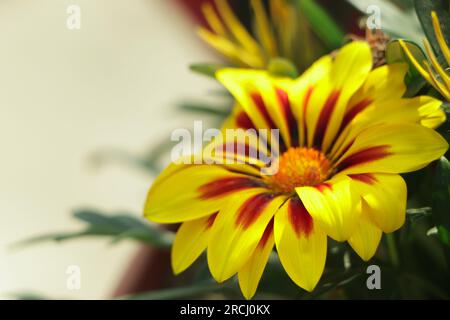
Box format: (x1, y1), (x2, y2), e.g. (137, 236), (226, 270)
(0, 0), (219, 299)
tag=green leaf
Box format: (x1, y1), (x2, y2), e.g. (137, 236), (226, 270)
(437, 225), (450, 246)
(432, 157), (450, 246)
(296, 0), (345, 50)
(386, 39), (427, 85)
(10, 292), (50, 300)
(346, 0), (424, 45)
(414, 0), (450, 63)
(268, 58), (299, 78)
(118, 281), (228, 300)
(12, 209), (174, 249)
(403, 76), (427, 97)
(189, 63), (227, 78)
(178, 103), (230, 117)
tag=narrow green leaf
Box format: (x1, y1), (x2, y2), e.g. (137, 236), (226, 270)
(12, 210), (174, 249)
(297, 0), (345, 50)
(268, 58), (299, 78)
(178, 103), (230, 117)
(189, 63), (227, 78)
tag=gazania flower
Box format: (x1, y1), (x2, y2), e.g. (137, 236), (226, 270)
(144, 41), (448, 299)
(400, 11), (450, 101)
(198, 0), (306, 69)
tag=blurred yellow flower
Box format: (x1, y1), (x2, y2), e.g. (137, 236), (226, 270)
(400, 11), (450, 101)
(198, 0), (298, 69)
(144, 41), (448, 299)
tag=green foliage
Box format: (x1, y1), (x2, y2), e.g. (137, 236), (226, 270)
(386, 39), (427, 88)
(296, 0), (345, 50)
(189, 63), (228, 79)
(12, 209), (173, 249)
(267, 57), (299, 78)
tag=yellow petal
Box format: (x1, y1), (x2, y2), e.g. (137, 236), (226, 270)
(296, 176), (360, 241)
(216, 68), (294, 147)
(431, 11), (450, 67)
(201, 3), (228, 38)
(172, 213), (217, 274)
(215, 0), (262, 55)
(289, 55), (333, 147)
(348, 63), (408, 108)
(251, 0), (278, 57)
(348, 173), (406, 233)
(335, 123), (449, 175)
(331, 95), (446, 160)
(304, 41), (372, 151)
(207, 190), (286, 282)
(274, 197), (327, 292)
(198, 28), (264, 68)
(145, 165), (265, 223)
(348, 200), (382, 261)
(238, 220), (274, 299)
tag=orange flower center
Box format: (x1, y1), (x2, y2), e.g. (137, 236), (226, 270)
(267, 147), (331, 193)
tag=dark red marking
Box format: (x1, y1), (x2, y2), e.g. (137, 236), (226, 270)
(199, 177), (264, 199)
(235, 193), (275, 229)
(337, 138), (355, 160)
(313, 90), (341, 149)
(236, 111), (255, 129)
(348, 173), (378, 185)
(251, 92), (276, 129)
(302, 86), (314, 144)
(276, 88), (299, 147)
(258, 219), (274, 248)
(205, 212), (218, 229)
(340, 99), (372, 131)
(338, 145), (391, 171)
(288, 197), (313, 237)
(316, 183), (332, 193)
(219, 141), (260, 159)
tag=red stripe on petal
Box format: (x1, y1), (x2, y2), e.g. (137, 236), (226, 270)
(235, 193), (275, 229)
(205, 212), (219, 229)
(313, 90), (341, 149)
(219, 141), (260, 159)
(276, 88), (299, 147)
(302, 86), (314, 144)
(258, 219), (274, 248)
(251, 91), (287, 152)
(340, 99), (372, 131)
(288, 197), (313, 237)
(348, 173), (378, 185)
(199, 177), (264, 199)
(338, 138), (355, 159)
(338, 145), (391, 171)
(236, 111), (255, 129)
(316, 183), (332, 193)
(251, 92), (276, 129)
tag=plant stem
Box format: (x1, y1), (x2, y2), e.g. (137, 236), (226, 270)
(386, 233), (400, 267)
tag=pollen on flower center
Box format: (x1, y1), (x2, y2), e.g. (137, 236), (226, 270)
(267, 147), (331, 193)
